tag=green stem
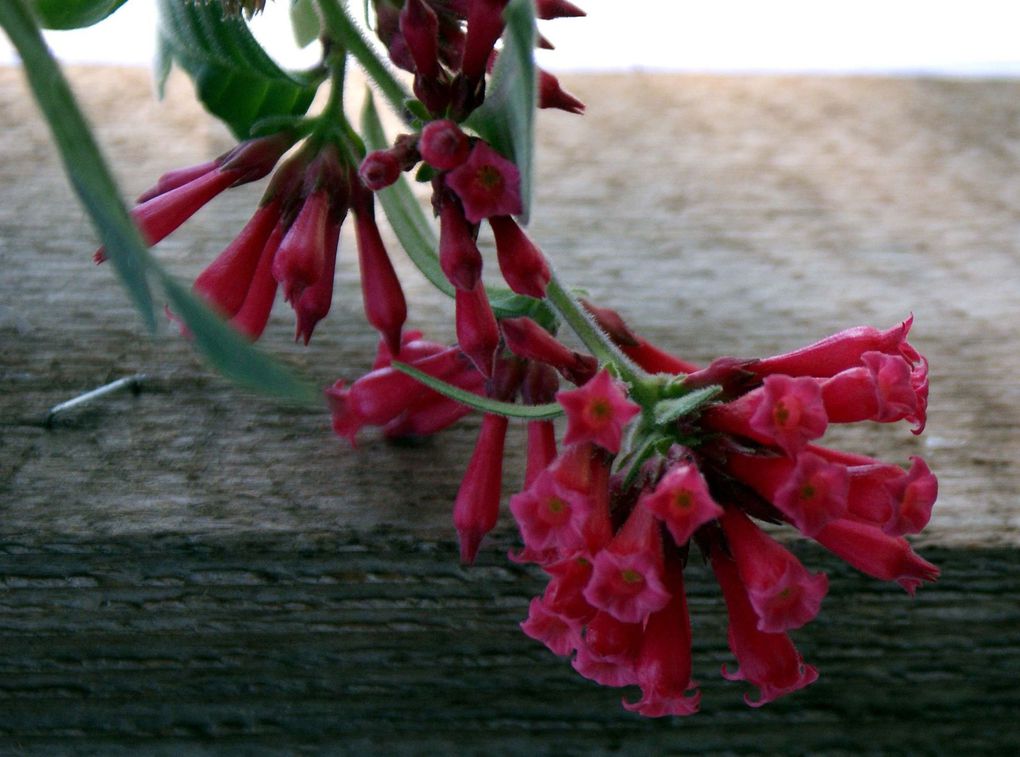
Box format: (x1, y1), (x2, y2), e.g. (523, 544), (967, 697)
(315, 0), (413, 124)
(544, 269), (648, 390)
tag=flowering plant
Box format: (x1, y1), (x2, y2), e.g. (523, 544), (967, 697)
(1, 0), (938, 717)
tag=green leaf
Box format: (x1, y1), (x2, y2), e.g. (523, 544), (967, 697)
(0, 0), (157, 332)
(160, 273), (319, 405)
(157, 0), (320, 139)
(290, 0), (320, 48)
(392, 362), (563, 420)
(27, 0), (127, 29)
(653, 386), (723, 426)
(464, 0), (537, 223)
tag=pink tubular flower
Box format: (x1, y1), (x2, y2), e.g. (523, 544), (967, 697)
(454, 282), (500, 377)
(454, 413), (510, 563)
(838, 455), (938, 536)
(720, 508), (828, 633)
(353, 193), (407, 356)
(639, 462), (723, 546)
(822, 351), (927, 433)
(583, 505), (671, 624)
(228, 223), (283, 340)
(193, 198), (282, 318)
(272, 188), (329, 304)
(572, 610), (642, 687)
(539, 69), (585, 114)
(711, 550), (819, 707)
(557, 369), (641, 454)
(520, 596), (582, 656)
(727, 450), (849, 537)
(294, 219), (341, 345)
(706, 375), (828, 458)
(501, 316), (596, 386)
(489, 215), (552, 298)
(438, 195), (483, 290)
(509, 468), (591, 557)
(622, 564), (701, 717)
(446, 142), (523, 223)
(813, 518), (940, 594)
(399, 0), (440, 79)
(420, 119), (471, 170)
(460, 0), (507, 80)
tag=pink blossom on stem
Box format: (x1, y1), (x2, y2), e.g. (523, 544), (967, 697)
(720, 508), (828, 633)
(460, 0), (507, 80)
(420, 119), (471, 170)
(454, 282), (500, 377)
(228, 224), (283, 340)
(813, 518), (940, 594)
(639, 462), (723, 546)
(622, 564), (701, 717)
(840, 456), (938, 536)
(489, 215), (551, 298)
(359, 150), (402, 191)
(501, 316), (595, 385)
(539, 69), (585, 114)
(711, 550), (819, 707)
(453, 413), (510, 563)
(542, 555), (597, 624)
(822, 351), (927, 432)
(522, 363), (559, 488)
(509, 468), (591, 557)
(446, 142), (523, 223)
(557, 369), (640, 454)
(520, 596), (581, 656)
(294, 219), (342, 344)
(571, 611), (642, 687)
(353, 195), (407, 356)
(583, 505), (671, 623)
(438, 195), (483, 289)
(706, 375), (828, 458)
(193, 198), (282, 317)
(272, 189), (329, 304)
(399, 0), (440, 79)
(136, 159), (218, 203)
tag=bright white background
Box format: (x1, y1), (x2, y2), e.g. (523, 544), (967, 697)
(4, 0), (1020, 75)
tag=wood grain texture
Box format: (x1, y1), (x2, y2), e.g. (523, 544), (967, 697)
(1, 67), (1020, 752)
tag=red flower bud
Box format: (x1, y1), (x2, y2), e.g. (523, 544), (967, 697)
(420, 119), (471, 170)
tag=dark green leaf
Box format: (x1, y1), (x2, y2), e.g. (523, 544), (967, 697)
(653, 386), (723, 425)
(27, 0), (126, 29)
(392, 362), (563, 420)
(0, 0), (157, 331)
(160, 274), (319, 405)
(464, 0), (536, 223)
(157, 0), (320, 139)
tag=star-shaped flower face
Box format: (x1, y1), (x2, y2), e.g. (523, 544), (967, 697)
(556, 370), (641, 454)
(445, 142), (523, 223)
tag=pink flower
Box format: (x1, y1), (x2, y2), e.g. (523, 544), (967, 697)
(227, 224), (283, 340)
(420, 119), (471, 170)
(399, 0), (440, 79)
(822, 351), (927, 432)
(271, 189), (330, 305)
(501, 316), (596, 386)
(720, 508), (828, 633)
(294, 220), (341, 345)
(583, 506), (671, 624)
(438, 195), (483, 290)
(571, 610), (642, 687)
(353, 192), (407, 356)
(520, 596), (581, 656)
(622, 564), (701, 717)
(712, 550), (819, 707)
(706, 375), (828, 457)
(813, 518), (940, 594)
(445, 142), (523, 223)
(359, 150), (402, 190)
(454, 282), (500, 377)
(453, 413), (510, 563)
(460, 0), (507, 80)
(489, 215), (551, 298)
(509, 468), (591, 557)
(539, 69), (585, 114)
(639, 462), (723, 545)
(557, 369), (640, 454)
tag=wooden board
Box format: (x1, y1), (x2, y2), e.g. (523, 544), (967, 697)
(2, 67), (1020, 752)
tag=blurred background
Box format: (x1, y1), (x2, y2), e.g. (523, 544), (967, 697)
(4, 0), (1020, 75)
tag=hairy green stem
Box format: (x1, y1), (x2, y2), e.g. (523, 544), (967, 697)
(544, 270), (648, 390)
(315, 0), (413, 124)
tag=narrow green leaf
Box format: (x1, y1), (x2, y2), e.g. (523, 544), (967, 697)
(653, 386), (723, 425)
(464, 0), (536, 223)
(160, 274), (320, 405)
(27, 0), (127, 29)
(290, 0), (321, 48)
(0, 0), (157, 332)
(157, 0), (320, 139)
(393, 362), (563, 420)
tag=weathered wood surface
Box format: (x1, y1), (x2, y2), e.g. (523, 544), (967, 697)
(1, 68), (1020, 752)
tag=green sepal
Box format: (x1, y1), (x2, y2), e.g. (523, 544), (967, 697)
(27, 0), (126, 29)
(392, 362), (563, 420)
(156, 0), (321, 139)
(652, 385), (723, 426)
(464, 0), (536, 223)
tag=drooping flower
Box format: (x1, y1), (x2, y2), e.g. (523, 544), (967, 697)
(446, 141), (523, 223)
(639, 462), (723, 546)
